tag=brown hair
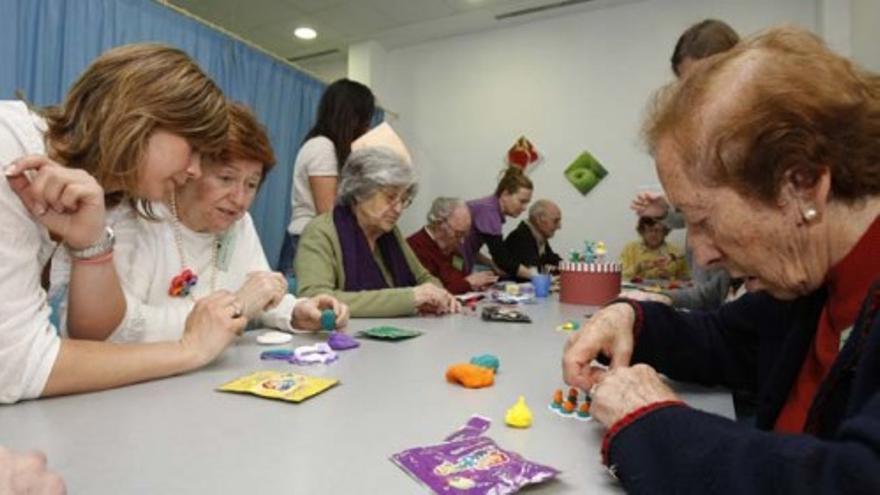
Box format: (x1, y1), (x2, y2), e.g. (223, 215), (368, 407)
(209, 102), (276, 185)
(637, 216), (669, 235)
(645, 26), (880, 205)
(42, 43), (229, 197)
(494, 166), (533, 197)
(671, 19), (739, 76)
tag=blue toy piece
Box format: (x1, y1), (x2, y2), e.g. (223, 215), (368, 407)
(469, 354), (500, 373)
(320, 309), (337, 331)
(583, 241), (596, 264)
(260, 349), (295, 363)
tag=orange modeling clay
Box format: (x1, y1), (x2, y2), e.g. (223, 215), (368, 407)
(445, 363), (495, 389)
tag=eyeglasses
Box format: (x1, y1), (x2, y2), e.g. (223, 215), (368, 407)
(443, 219), (470, 241)
(378, 188), (414, 210)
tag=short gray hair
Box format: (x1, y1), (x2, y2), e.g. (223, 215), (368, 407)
(337, 146), (418, 206)
(426, 197), (465, 225)
(528, 199), (557, 222)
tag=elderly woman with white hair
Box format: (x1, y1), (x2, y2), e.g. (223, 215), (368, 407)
(295, 147), (459, 317)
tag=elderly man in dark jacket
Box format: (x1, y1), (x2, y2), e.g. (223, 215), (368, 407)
(503, 199), (561, 280)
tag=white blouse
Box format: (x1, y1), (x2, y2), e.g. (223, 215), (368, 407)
(287, 136), (338, 235)
(52, 202), (305, 343)
(0, 101), (61, 403)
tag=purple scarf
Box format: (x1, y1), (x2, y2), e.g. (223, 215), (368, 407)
(333, 204), (416, 291)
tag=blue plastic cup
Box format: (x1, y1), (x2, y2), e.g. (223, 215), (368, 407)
(532, 274), (551, 297)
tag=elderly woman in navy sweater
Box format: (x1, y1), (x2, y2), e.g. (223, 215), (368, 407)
(563, 27), (880, 493)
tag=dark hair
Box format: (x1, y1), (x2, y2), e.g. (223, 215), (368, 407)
(671, 19), (739, 76)
(305, 78), (375, 169)
(645, 26), (880, 205)
(637, 216), (669, 234)
(494, 167), (533, 197)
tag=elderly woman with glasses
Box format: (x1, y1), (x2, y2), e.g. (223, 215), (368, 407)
(295, 147), (459, 317)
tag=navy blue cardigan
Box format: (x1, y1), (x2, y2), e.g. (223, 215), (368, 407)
(606, 280), (880, 494)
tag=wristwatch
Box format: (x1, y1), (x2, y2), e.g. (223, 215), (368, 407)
(66, 226), (115, 260)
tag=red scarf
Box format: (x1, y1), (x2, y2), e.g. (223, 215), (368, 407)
(775, 215), (880, 433)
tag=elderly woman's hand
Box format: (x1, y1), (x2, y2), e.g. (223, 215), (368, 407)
(619, 289), (672, 305)
(590, 364), (680, 427)
(414, 283), (461, 315)
(234, 271), (287, 320)
(180, 290), (247, 367)
(465, 271), (498, 290)
(562, 303), (637, 391)
(292, 295), (350, 331)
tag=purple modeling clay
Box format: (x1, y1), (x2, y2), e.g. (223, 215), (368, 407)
(391, 416), (559, 494)
(327, 331), (360, 350)
(444, 415), (492, 442)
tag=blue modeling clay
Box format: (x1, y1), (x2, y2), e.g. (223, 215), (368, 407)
(320, 309), (336, 331)
(260, 349), (295, 362)
(469, 354), (500, 373)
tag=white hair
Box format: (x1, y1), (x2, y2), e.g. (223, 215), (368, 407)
(337, 146), (418, 205)
(528, 199), (557, 222)
(426, 197), (465, 225)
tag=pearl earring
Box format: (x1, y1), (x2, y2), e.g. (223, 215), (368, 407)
(802, 207), (818, 222)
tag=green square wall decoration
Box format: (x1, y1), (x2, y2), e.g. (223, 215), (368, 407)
(565, 151), (608, 195)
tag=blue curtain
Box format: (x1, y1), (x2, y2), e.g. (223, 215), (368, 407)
(0, 0), (351, 265)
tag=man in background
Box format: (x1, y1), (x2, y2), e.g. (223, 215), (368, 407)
(504, 199), (562, 280)
(408, 197), (497, 294)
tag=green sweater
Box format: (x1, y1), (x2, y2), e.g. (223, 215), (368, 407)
(294, 213), (440, 317)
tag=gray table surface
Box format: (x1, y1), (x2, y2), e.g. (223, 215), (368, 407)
(0, 297), (733, 494)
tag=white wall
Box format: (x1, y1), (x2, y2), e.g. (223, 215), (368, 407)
(375, 0), (818, 260)
(851, 0), (880, 72)
(298, 56), (348, 83)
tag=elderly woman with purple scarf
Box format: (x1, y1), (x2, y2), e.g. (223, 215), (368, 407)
(295, 147), (460, 317)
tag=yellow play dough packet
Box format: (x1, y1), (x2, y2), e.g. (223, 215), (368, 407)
(217, 371), (338, 403)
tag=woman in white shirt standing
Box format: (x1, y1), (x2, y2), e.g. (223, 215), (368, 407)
(277, 79), (375, 273)
(0, 43), (244, 404)
(55, 103), (350, 343)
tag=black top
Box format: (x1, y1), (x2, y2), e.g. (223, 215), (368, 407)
(502, 221), (561, 279)
(605, 280), (880, 494)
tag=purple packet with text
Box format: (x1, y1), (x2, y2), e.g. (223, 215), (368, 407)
(391, 416), (559, 494)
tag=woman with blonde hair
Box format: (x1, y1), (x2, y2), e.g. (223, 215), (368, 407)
(0, 43), (242, 404)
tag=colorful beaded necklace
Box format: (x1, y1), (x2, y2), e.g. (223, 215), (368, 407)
(167, 191), (219, 298)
